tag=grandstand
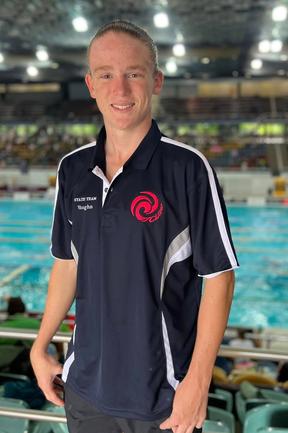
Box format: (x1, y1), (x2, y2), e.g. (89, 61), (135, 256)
(1, 0), (288, 432)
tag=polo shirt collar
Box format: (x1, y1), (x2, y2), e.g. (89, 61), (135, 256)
(89, 119), (161, 172)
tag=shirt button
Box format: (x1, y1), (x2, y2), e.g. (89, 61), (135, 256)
(104, 187), (108, 193)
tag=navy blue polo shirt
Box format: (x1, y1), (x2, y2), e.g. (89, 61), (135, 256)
(51, 120), (239, 421)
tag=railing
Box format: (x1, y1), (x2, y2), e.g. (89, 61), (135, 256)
(0, 327), (288, 424)
(1, 327), (288, 361)
(0, 406), (66, 422)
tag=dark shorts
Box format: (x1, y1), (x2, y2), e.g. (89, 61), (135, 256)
(64, 385), (202, 433)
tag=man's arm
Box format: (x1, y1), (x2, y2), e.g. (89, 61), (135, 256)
(160, 270), (234, 433)
(30, 258), (77, 406)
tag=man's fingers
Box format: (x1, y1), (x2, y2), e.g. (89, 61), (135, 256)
(175, 424), (189, 433)
(160, 415), (178, 430)
(47, 394), (64, 407)
(45, 388), (64, 407)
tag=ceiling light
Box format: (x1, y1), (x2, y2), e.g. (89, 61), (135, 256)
(280, 54), (288, 61)
(271, 39), (283, 52)
(278, 69), (286, 76)
(153, 12), (169, 28)
(36, 48), (49, 62)
(27, 66), (39, 77)
(172, 43), (186, 57)
(0, 53), (4, 63)
(166, 59), (177, 74)
(201, 57), (210, 64)
(72, 16), (88, 32)
(258, 40), (270, 53)
(176, 32), (184, 43)
(251, 59), (263, 70)
(272, 5), (287, 22)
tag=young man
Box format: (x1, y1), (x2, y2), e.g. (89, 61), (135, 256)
(31, 20), (238, 433)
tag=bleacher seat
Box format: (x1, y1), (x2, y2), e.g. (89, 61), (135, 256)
(215, 389), (233, 412)
(31, 404), (68, 433)
(207, 406), (235, 433)
(235, 390), (275, 423)
(203, 419), (230, 432)
(243, 403), (288, 433)
(232, 372), (277, 386)
(0, 396), (29, 433)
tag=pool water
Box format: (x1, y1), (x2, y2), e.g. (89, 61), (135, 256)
(0, 200), (288, 328)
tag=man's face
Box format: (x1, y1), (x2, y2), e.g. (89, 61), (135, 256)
(85, 31), (163, 133)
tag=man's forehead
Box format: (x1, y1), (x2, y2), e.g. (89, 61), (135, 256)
(89, 31), (147, 52)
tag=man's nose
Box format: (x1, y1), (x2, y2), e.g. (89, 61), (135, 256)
(112, 76), (130, 95)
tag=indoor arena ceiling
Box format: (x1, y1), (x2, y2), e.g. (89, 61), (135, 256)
(0, 0), (288, 83)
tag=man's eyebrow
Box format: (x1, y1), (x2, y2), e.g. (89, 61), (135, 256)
(92, 65), (147, 73)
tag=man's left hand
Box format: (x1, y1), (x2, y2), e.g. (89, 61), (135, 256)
(159, 376), (208, 433)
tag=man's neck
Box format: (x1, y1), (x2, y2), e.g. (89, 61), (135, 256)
(104, 119), (152, 163)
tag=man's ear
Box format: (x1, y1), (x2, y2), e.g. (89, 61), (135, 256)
(85, 72), (96, 99)
(153, 70), (164, 96)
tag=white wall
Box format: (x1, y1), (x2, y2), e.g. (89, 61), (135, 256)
(0, 167), (287, 201)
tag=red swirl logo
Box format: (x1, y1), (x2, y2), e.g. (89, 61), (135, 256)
(131, 191), (163, 223)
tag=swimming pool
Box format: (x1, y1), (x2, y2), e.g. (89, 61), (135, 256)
(0, 200), (288, 328)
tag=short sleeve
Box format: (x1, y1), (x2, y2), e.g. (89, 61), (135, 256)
(188, 160), (239, 277)
(50, 162), (73, 260)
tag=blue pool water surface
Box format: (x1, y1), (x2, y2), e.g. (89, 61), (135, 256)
(0, 200), (288, 328)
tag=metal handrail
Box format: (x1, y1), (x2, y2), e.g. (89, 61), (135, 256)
(0, 327), (288, 361)
(218, 346), (288, 361)
(0, 329), (288, 426)
(0, 406), (66, 423)
(0, 327), (71, 343)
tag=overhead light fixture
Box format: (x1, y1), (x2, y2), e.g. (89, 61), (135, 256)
(72, 16), (88, 32)
(165, 59), (177, 74)
(172, 43), (186, 57)
(27, 66), (39, 77)
(201, 57), (210, 64)
(258, 40), (270, 53)
(153, 12), (169, 28)
(278, 69), (286, 76)
(272, 5), (287, 21)
(176, 32), (184, 43)
(251, 59), (263, 70)
(270, 39), (283, 52)
(36, 47), (49, 62)
(0, 52), (4, 63)
(280, 54), (288, 61)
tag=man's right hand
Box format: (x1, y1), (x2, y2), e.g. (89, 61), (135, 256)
(30, 347), (64, 406)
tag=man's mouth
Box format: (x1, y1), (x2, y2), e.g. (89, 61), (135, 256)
(111, 103), (135, 110)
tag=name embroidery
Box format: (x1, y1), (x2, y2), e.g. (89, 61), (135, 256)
(74, 196), (97, 211)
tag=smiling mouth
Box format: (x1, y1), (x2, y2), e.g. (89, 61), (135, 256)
(111, 103), (135, 110)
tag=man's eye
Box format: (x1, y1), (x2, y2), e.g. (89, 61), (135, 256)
(100, 74), (112, 79)
(128, 73), (140, 78)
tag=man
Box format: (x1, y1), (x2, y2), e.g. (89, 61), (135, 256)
(31, 20), (238, 433)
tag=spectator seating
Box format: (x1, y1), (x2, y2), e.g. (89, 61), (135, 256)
(0, 396), (29, 433)
(232, 372), (277, 386)
(30, 404), (68, 433)
(243, 403), (288, 433)
(236, 390), (276, 423)
(215, 389), (233, 412)
(207, 406), (235, 433)
(203, 419), (230, 432)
